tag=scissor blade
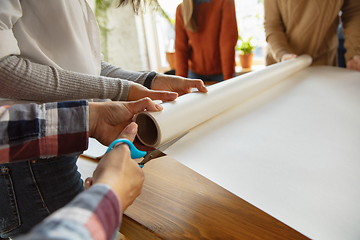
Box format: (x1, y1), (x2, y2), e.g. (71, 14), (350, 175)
(139, 131), (189, 166)
(157, 131), (189, 152)
(138, 149), (163, 166)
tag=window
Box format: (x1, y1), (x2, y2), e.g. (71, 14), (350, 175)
(154, 0), (266, 70)
(234, 0), (265, 65)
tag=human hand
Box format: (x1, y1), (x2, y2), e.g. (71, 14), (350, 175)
(346, 55), (360, 71)
(281, 53), (298, 62)
(151, 73), (208, 96)
(88, 97), (162, 146)
(128, 82), (178, 102)
(89, 122), (145, 212)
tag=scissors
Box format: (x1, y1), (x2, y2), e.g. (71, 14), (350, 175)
(106, 132), (189, 168)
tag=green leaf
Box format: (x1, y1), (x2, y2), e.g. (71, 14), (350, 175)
(236, 36), (255, 55)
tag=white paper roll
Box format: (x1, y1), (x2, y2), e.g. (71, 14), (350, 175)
(134, 55), (312, 147)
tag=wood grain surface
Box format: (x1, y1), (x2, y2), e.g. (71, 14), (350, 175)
(120, 156), (309, 240)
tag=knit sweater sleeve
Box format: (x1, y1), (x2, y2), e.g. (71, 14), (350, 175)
(175, 4), (190, 78)
(219, 0), (238, 80)
(341, 0), (360, 62)
(0, 55), (130, 102)
(264, 0), (292, 62)
(101, 60), (151, 86)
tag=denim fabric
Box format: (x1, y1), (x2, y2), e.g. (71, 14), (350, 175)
(337, 23), (346, 68)
(0, 156), (83, 238)
(188, 69), (224, 82)
(194, 0), (211, 4)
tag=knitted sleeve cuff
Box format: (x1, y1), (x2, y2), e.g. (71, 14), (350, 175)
(144, 71), (157, 89)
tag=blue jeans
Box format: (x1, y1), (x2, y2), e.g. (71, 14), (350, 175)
(0, 156), (83, 238)
(188, 70), (224, 82)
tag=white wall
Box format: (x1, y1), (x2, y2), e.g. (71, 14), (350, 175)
(107, 5), (151, 71)
(87, 0), (153, 71)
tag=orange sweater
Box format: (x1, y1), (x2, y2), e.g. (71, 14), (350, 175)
(175, 0), (238, 80)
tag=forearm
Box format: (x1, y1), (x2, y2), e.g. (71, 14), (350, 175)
(341, 0), (360, 62)
(220, 0), (238, 80)
(101, 60), (157, 90)
(174, 42), (189, 78)
(264, 0), (292, 62)
(16, 184), (121, 240)
(219, 42), (237, 80)
(175, 7), (189, 77)
(0, 55), (130, 102)
(220, 48), (236, 80)
(0, 101), (89, 163)
(101, 60), (149, 85)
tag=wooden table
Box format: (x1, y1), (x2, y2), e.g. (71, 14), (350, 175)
(120, 156), (309, 240)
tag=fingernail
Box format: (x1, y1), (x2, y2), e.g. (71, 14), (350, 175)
(126, 122), (137, 134)
(85, 178), (92, 187)
(156, 103), (163, 110)
(170, 92), (178, 98)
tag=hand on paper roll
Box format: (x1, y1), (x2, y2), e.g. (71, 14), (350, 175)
(128, 82), (179, 102)
(281, 53), (298, 62)
(347, 55), (360, 71)
(88, 98), (163, 146)
(152, 73), (208, 96)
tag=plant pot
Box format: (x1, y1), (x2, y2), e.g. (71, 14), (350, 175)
(239, 53), (253, 69)
(166, 51), (176, 69)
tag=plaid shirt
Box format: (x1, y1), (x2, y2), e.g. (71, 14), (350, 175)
(0, 101), (89, 163)
(1, 101), (122, 240)
(16, 184), (121, 240)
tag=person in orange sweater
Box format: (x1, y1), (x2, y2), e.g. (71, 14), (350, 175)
(175, 0), (238, 81)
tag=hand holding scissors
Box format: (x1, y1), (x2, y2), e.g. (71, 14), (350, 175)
(106, 132), (189, 168)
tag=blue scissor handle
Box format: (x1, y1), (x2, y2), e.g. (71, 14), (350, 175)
(106, 139), (147, 161)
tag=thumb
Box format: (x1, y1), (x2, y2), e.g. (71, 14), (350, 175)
(126, 97), (163, 115)
(118, 122), (138, 142)
(84, 177), (93, 190)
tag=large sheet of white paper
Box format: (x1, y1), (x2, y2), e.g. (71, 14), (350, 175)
(164, 66), (360, 239)
(134, 55), (312, 147)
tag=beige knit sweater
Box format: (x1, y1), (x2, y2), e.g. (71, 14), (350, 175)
(264, 0), (360, 66)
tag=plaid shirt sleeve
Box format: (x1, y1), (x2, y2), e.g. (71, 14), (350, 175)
(0, 101), (89, 163)
(15, 184), (122, 240)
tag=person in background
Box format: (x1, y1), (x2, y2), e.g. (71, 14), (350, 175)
(0, 100), (152, 240)
(263, 0), (360, 71)
(337, 21), (346, 68)
(0, 1), (208, 237)
(175, 0), (238, 82)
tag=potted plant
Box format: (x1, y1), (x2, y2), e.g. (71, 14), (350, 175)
(236, 36), (255, 69)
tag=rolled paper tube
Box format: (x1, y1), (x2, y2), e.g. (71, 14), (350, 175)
(134, 55), (313, 147)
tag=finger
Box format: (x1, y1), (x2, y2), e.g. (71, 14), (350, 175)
(286, 55), (297, 60)
(281, 54), (297, 62)
(147, 90), (178, 101)
(117, 122), (138, 142)
(84, 177), (93, 190)
(346, 60), (355, 70)
(353, 55), (360, 62)
(187, 79), (208, 93)
(347, 57), (360, 71)
(126, 97), (163, 115)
